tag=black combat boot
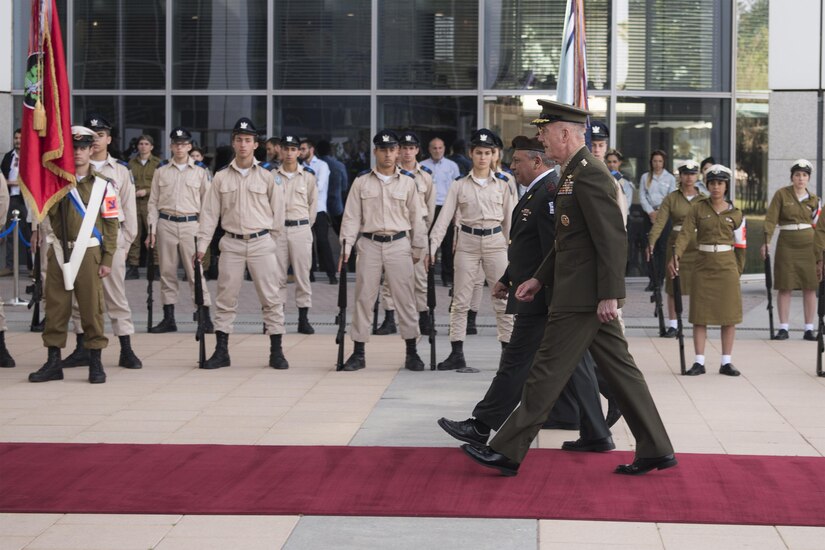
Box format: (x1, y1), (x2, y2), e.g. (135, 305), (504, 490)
(88, 348), (106, 384)
(118, 335), (143, 369)
(62, 333), (90, 368)
(202, 331), (230, 369)
(374, 310), (397, 335)
(0, 331), (15, 368)
(342, 341), (366, 371)
(297, 307), (315, 335)
(437, 341), (467, 371)
(466, 310), (478, 335)
(125, 265), (140, 280)
(269, 334), (289, 369)
(404, 338), (424, 371)
(150, 304), (177, 333)
(29, 347), (63, 382)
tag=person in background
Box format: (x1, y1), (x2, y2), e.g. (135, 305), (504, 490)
(421, 137), (461, 287)
(449, 139), (472, 176)
(640, 149), (677, 291)
(126, 135), (161, 280)
(316, 140), (348, 235)
(0, 128), (30, 276)
(300, 138), (337, 285)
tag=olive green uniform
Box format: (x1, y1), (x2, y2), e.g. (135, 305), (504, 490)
(648, 189), (705, 295)
(674, 197), (746, 326)
(127, 155), (161, 266)
(43, 173), (119, 349)
(764, 186), (819, 290)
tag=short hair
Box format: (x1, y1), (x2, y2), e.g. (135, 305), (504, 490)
(428, 137), (445, 147)
(13, 128), (22, 135)
(299, 138), (315, 148)
(266, 137), (281, 147)
(137, 134), (154, 146)
(700, 156), (715, 170)
(522, 149), (554, 168)
(190, 146), (204, 156)
(315, 140), (332, 157)
(605, 148), (623, 161)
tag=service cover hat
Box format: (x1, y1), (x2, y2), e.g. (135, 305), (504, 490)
(705, 164), (732, 182)
(791, 158), (813, 175)
(281, 135), (301, 147)
(71, 125), (96, 147)
(469, 128), (498, 148)
(85, 114), (112, 132)
(590, 120), (609, 141)
(232, 117), (258, 136)
(678, 159), (700, 174)
(399, 131), (420, 147)
(169, 127), (192, 143)
(531, 99), (591, 125)
(511, 135), (545, 152)
(372, 129), (399, 148)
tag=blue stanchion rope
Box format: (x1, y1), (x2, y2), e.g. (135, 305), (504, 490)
(0, 219), (17, 239)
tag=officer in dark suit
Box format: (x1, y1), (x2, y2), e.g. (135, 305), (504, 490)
(462, 100), (675, 476)
(438, 136), (613, 452)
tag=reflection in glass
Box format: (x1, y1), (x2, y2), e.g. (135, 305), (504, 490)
(377, 96), (477, 151)
(73, 96), (166, 158)
(737, 0), (769, 92)
(735, 100), (768, 214)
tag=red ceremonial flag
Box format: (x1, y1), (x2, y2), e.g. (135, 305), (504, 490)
(19, 0), (75, 222)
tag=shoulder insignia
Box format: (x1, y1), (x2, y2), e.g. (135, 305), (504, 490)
(260, 161), (272, 170)
(420, 165), (433, 175)
(117, 159), (129, 167)
(399, 169), (414, 179)
(158, 159), (169, 167)
(357, 169), (372, 177)
(304, 166), (316, 175)
(454, 175), (464, 181)
(580, 158), (588, 167)
(495, 172), (508, 182)
(195, 160), (207, 170)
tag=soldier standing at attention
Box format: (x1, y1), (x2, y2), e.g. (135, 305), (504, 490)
(273, 135), (318, 334)
(338, 130), (427, 372)
(196, 118), (288, 370)
(62, 114), (142, 370)
(146, 127), (214, 334)
(428, 129), (515, 371)
(126, 135), (160, 280)
(29, 126), (119, 384)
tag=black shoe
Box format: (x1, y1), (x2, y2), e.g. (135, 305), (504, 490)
(436, 350), (466, 371)
(62, 334), (90, 368)
(374, 312), (397, 335)
(685, 362), (706, 376)
(150, 305), (177, 333)
(269, 351), (289, 370)
(297, 307), (315, 335)
(606, 402), (622, 428)
(615, 454), (678, 475)
(88, 348), (106, 384)
(562, 436), (615, 452)
(341, 352), (365, 371)
(437, 417), (489, 446)
(662, 327), (677, 338)
(125, 265), (140, 280)
(541, 420), (579, 430)
(404, 352), (425, 371)
(644, 282), (654, 292)
(29, 347), (63, 382)
(328, 273), (338, 285)
(775, 328), (789, 340)
(804, 330), (817, 341)
(461, 444), (520, 477)
(118, 335), (143, 369)
(719, 363), (740, 376)
(202, 331), (230, 369)
(466, 310), (478, 335)
(0, 331), (15, 368)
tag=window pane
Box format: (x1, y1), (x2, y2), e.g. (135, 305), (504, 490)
(735, 99), (768, 274)
(484, 0), (609, 91)
(377, 96), (477, 148)
(616, 0), (732, 91)
(379, 1), (478, 89)
(73, 95), (166, 158)
(737, 0), (769, 92)
(274, 1), (370, 90)
(74, 0), (165, 90)
(174, 0), (267, 90)
(13, 0), (67, 89)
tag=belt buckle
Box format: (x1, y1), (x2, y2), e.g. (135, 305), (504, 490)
(242, 233), (251, 241)
(712, 244), (718, 252)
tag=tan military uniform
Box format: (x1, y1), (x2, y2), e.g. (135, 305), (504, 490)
(765, 186), (819, 290)
(429, 172), (515, 342)
(340, 168), (426, 342)
(127, 155), (161, 266)
(147, 158), (212, 307)
(44, 173), (119, 349)
(273, 164), (317, 308)
(0, 175), (8, 331)
(648, 188), (704, 295)
(196, 159), (286, 334)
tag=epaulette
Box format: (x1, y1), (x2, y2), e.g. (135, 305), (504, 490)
(357, 168), (372, 177)
(92, 170), (114, 183)
(399, 169), (415, 179)
(117, 159), (129, 167)
(260, 161), (272, 170)
(454, 175), (464, 181)
(158, 159), (169, 167)
(495, 172), (509, 181)
(420, 165), (433, 175)
(195, 160), (207, 170)
(304, 165), (315, 175)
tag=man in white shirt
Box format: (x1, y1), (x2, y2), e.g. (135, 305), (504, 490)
(0, 128), (30, 276)
(300, 138), (337, 285)
(421, 137), (461, 286)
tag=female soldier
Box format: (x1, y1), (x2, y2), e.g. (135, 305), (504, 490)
(640, 150), (677, 290)
(648, 160), (706, 337)
(671, 165), (746, 376)
(761, 159), (819, 340)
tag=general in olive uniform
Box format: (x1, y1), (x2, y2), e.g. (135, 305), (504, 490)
(29, 126), (119, 384)
(0, 173), (15, 368)
(673, 165), (747, 376)
(146, 127), (214, 334)
(126, 135), (161, 279)
(338, 130), (427, 372)
(762, 159), (819, 340)
(461, 100), (675, 477)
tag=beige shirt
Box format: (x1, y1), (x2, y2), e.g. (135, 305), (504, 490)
(405, 164), (436, 229)
(274, 165), (318, 225)
(92, 154), (138, 246)
(339, 168), (425, 256)
(429, 171), (515, 250)
(147, 158), (211, 230)
(0, 174), (9, 222)
(196, 159), (285, 254)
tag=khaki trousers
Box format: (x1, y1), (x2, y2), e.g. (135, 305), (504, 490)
(351, 238), (418, 342)
(449, 232), (512, 342)
(275, 224), (313, 308)
(470, 270), (484, 311)
(214, 234), (284, 334)
(157, 218), (212, 307)
(0, 301), (6, 332)
(379, 257), (427, 313)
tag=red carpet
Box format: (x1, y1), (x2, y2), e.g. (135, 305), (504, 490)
(1, 443), (824, 526)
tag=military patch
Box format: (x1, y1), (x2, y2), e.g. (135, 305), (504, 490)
(548, 201), (555, 215)
(274, 175), (283, 185)
(557, 177), (574, 195)
(520, 208), (531, 222)
(580, 158), (588, 167)
(560, 214), (570, 226)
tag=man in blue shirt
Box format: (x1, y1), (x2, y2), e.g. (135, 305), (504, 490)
(421, 137), (461, 286)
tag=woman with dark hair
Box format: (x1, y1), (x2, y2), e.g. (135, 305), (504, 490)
(640, 149), (677, 290)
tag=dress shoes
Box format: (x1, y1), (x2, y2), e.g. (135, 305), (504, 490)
(437, 417), (489, 446)
(461, 444), (520, 477)
(662, 327), (677, 338)
(685, 362), (706, 376)
(719, 363), (740, 376)
(774, 328), (789, 340)
(615, 454), (678, 475)
(804, 330), (817, 341)
(562, 435), (615, 453)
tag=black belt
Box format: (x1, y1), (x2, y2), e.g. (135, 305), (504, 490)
(461, 224), (502, 236)
(285, 219), (310, 227)
(225, 229), (270, 240)
(159, 212), (198, 223)
(361, 231), (407, 243)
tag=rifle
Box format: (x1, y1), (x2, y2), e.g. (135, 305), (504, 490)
(672, 246), (686, 375)
(147, 224), (155, 332)
(647, 253), (666, 336)
(194, 236), (206, 369)
(335, 240), (348, 371)
(764, 233), (776, 339)
(28, 245), (42, 332)
(818, 251), (825, 377)
(427, 237), (436, 370)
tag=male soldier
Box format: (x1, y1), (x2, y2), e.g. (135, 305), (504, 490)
(421, 137), (461, 286)
(196, 117), (288, 370)
(0, 173), (16, 367)
(126, 135), (161, 279)
(28, 126), (119, 384)
(273, 135), (318, 334)
(61, 114), (142, 370)
(299, 138), (337, 285)
(265, 137), (282, 169)
(428, 129), (515, 371)
(146, 127), (214, 333)
(338, 129), (427, 372)
(461, 100), (675, 476)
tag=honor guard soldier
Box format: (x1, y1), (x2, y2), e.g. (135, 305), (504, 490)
(146, 127), (214, 333)
(126, 135), (161, 279)
(196, 117), (289, 370)
(29, 126), (119, 383)
(338, 129), (428, 372)
(273, 135), (318, 334)
(0, 173), (15, 367)
(62, 114), (142, 370)
(428, 129), (515, 371)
